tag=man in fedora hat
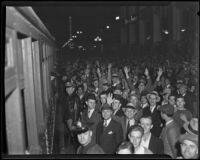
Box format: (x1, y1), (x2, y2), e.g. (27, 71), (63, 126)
(75, 122), (104, 154)
(121, 103), (140, 140)
(178, 132), (198, 159)
(159, 104), (181, 158)
(145, 91), (164, 138)
(80, 93), (102, 143)
(96, 103), (123, 154)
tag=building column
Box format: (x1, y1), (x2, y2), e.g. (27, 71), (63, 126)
(139, 19), (145, 45)
(128, 6), (137, 44)
(172, 3), (181, 41)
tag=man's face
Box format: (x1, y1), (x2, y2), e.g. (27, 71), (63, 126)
(149, 95), (157, 106)
(129, 96), (138, 106)
(77, 87), (83, 95)
(181, 140), (198, 159)
(86, 99), (96, 110)
(93, 80), (99, 88)
(122, 90), (129, 99)
(102, 85), (108, 91)
(168, 96), (176, 106)
(125, 108), (137, 119)
(176, 98), (185, 108)
(77, 130), (92, 146)
(112, 77), (119, 84)
(113, 89), (122, 95)
(138, 83), (145, 91)
(179, 86), (187, 95)
(141, 96), (148, 104)
(66, 86), (75, 95)
(102, 109), (113, 120)
(140, 118), (153, 135)
(128, 130), (143, 148)
(100, 94), (107, 104)
(112, 99), (121, 111)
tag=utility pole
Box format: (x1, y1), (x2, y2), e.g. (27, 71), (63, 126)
(69, 16), (72, 39)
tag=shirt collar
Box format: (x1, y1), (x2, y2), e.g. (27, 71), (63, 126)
(150, 105), (156, 112)
(166, 119), (173, 126)
(104, 118), (112, 126)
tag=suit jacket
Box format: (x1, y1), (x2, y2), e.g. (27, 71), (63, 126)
(120, 116), (138, 140)
(148, 134), (164, 154)
(145, 106), (164, 137)
(96, 119), (123, 154)
(160, 120), (180, 158)
(81, 109), (102, 140)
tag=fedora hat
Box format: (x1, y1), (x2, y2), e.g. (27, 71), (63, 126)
(147, 91), (161, 102)
(123, 103), (138, 110)
(179, 133), (198, 146)
(183, 118), (198, 135)
(65, 81), (75, 88)
(101, 103), (113, 112)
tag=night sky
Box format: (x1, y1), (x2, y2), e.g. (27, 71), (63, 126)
(32, 5), (120, 47)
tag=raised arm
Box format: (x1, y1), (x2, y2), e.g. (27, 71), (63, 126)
(107, 63), (112, 85)
(124, 66), (135, 90)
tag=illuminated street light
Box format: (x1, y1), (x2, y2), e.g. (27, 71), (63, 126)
(106, 25), (110, 29)
(115, 16), (120, 20)
(163, 30), (169, 35)
(181, 28), (186, 32)
(80, 31), (83, 34)
(77, 31), (80, 34)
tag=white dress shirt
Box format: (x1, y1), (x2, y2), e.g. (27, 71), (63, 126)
(141, 133), (152, 149)
(88, 109), (95, 118)
(104, 118), (112, 127)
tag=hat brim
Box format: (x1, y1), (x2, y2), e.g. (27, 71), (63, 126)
(74, 128), (90, 135)
(147, 94), (161, 102)
(124, 105), (137, 110)
(183, 122), (198, 135)
(101, 107), (113, 112)
(179, 133), (198, 146)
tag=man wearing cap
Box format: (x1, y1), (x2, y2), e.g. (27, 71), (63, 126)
(96, 103), (123, 154)
(121, 103), (139, 140)
(111, 94), (124, 119)
(177, 118), (198, 159)
(80, 93), (102, 143)
(62, 80), (82, 152)
(159, 104), (181, 158)
(76, 122), (104, 154)
(145, 91), (164, 138)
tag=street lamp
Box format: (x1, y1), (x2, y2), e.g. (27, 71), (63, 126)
(115, 16), (120, 20)
(106, 25), (110, 29)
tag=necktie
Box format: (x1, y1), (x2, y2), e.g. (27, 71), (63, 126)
(104, 120), (107, 127)
(88, 110), (90, 118)
(127, 120), (130, 130)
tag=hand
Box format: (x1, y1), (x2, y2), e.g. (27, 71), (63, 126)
(106, 93), (113, 105)
(97, 68), (101, 75)
(108, 63), (112, 69)
(96, 60), (100, 67)
(144, 68), (149, 77)
(124, 66), (129, 74)
(157, 67), (163, 77)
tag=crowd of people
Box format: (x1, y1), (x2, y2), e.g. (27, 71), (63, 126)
(52, 53), (198, 158)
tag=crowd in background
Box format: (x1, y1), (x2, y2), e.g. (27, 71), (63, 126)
(51, 52), (198, 158)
